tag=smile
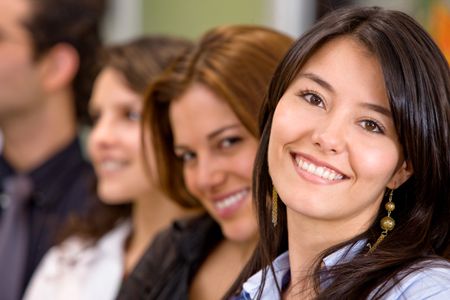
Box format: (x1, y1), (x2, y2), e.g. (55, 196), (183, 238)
(293, 154), (346, 181)
(214, 188), (250, 210)
(98, 160), (126, 172)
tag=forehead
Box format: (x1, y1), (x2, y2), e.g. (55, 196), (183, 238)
(293, 37), (387, 103)
(90, 67), (141, 106)
(303, 37), (375, 71)
(169, 83), (241, 141)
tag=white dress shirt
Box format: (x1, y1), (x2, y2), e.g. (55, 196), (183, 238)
(24, 221), (131, 300)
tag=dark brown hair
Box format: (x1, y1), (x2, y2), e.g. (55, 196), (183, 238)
(24, 0), (106, 124)
(144, 25), (293, 208)
(227, 6), (450, 299)
(59, 36), (193, 243)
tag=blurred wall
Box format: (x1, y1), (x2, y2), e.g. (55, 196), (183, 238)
(102, 0), (448, 60)
(103, 0), (143, 43)
(142, 0), (268, 39)
(103, 0), (317, 42)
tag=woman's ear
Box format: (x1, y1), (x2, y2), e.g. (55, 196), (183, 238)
(387, 160), (413, 189)
(37, 43), (80, 92)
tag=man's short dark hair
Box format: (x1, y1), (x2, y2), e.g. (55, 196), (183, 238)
(25, 0), (107, 124)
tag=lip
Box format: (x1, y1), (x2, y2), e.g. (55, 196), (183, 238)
(94, 157), (128, 177)
(210, 187), (250, 219)
(290, 152), (348, 184)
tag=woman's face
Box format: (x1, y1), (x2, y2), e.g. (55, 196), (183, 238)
(88, 67), (153, 203)
(169, 83), (258, 242)
(268, 37), (412, 233)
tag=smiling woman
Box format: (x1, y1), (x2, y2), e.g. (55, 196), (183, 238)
(268, 36), (411, 230)
(23, 36), (197, 300)
(115, 25), (293, 300)
(170, 83), (259, 242)
(226, 6), (450, 300)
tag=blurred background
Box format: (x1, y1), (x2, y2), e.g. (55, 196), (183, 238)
(103, 0), (449, 61)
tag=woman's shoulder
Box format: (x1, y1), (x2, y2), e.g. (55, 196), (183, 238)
(24, 221), (131, 300)
(151, 213), (221, 247)
(50, 220), (131, 264)
(382, 258), (450, 299)
(114, 214), (223, 299)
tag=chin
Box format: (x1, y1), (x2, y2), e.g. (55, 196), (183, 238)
(97, 187), (130, 205)
(98, 195), (129, 205)
(221, 222), (257, 243)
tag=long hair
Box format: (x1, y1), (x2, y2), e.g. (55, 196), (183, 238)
(144, 25), (293, 207)
(228, 6), (450, 299)
(58, 36), (192, 243)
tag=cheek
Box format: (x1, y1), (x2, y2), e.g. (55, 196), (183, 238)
(0, 51), (33, 83)
(269, 100), (306, 154)
(183, 168), (198, 195)
(351, 141), (401, 182)
(237, 141), (259, 180)
(120, 126), (142, 159)
(86, 132), (98, 160)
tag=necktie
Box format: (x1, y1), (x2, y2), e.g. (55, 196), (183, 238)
(0, 175), (33, 300)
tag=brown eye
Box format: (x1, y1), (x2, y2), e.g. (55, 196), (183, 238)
(302, 92), (325, 108)
(219, 136), (242, 149)
(175, 150), (196, 163)
(360, 120), (383, 133)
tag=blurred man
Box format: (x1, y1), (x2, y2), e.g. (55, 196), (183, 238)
(0, 0), (106, 298)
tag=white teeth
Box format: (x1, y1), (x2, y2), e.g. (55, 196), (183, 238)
(314, 167), (324, 177)
(99, 161), (124, 171)
(295, 157), (344, 181)
(301, 162), (309, 171)
(215, 189), (249, 210)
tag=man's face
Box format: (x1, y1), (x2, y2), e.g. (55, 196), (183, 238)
(0, 0), (44, 123)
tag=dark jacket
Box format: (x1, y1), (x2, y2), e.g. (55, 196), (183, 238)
(0, 137), (94, 298)
(116, 214), (222, 300)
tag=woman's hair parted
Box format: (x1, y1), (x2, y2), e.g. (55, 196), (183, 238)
(226, 6), (450, 299)
(143, 25), (293, 208)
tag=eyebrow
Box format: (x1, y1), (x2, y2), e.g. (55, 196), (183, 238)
(299, 72), (335, 93)
(299, 72), (391, 118)
(360, 103), (392, 118)
(207, 123), (241, 140)
(173, 123), (242, 151)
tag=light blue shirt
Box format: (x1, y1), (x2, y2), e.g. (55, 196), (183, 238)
(238, 241), (450, 299)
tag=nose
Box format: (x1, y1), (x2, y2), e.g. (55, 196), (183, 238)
(311, 115), (347, 154)
(193, 154), (226, 192)
(88, 115), (118, 150)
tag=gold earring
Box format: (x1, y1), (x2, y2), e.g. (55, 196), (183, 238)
(272, 185), (278, 227)
(368, 189), (395, 254)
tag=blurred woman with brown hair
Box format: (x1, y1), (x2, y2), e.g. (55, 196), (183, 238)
(117, 25), (293, 300)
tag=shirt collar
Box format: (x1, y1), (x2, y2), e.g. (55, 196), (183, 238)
(0, 137), (87, 207)
(242, 240), (367, 299)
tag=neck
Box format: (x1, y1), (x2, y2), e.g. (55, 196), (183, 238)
(285, 208), (373, 294)
(239, 235), (259, 264)
(224, 232), (259, 267)
(0, 90), (76, 172)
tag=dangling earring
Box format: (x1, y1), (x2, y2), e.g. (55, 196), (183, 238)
(272, 185), (278, 227)
(368, 189), (395, 254)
